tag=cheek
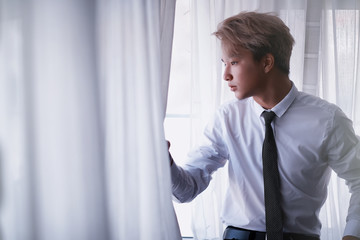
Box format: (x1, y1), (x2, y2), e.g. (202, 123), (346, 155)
(237, 66), (260, 83)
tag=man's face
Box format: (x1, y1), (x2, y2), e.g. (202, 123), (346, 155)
(221, 46), (265, 100)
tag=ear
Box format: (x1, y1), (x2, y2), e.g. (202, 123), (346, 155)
(262, 53), (275, 73)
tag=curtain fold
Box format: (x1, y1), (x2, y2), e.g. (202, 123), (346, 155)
(319, 0), (360, 130)
(1, 1), (108, 239)
(318, 1), (360, 239)
(0, 0), (180, 239)
(97, 0), (180, 239)
(160, 0), (177, 118)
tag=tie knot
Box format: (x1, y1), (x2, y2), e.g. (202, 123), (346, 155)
(262, 111), (276, 124)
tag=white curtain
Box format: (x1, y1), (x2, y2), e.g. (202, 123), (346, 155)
(0, 0), (181, 240)
(173, 0), (360, 239)
(318, 1), (360, 239)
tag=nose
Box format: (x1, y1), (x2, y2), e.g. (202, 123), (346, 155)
(223, 68), (233, 81)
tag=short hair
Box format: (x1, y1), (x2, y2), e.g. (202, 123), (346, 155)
(213, 11), (295, 74)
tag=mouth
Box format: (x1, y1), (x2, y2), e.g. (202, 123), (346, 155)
(229, 85), (237, 91)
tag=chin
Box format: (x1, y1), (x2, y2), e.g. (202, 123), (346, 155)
(235, 92), (250, 100)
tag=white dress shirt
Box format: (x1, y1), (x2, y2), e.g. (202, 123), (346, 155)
(171, 84), (360, 237)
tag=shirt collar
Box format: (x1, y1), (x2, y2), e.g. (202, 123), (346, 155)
(252, 82), (298, 118)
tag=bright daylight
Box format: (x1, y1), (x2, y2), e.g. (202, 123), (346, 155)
(0, 0), (359, 240)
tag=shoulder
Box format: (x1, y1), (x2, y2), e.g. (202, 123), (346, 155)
(293, 91), (353, 136)
(205, 98), (252, 131)
(294, 91), (341, 116)
(217, 97), (252, 116)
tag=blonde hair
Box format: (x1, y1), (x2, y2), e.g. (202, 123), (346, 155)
(213, 12), (295, 74)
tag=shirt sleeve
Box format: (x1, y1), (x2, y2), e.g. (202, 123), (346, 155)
(326, 108), (360, 238)
(171, 109), (229, 203)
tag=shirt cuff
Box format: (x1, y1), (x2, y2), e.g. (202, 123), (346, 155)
(170, 162), (181, 185)
(170, 163), (184, 202)
(343, 219), (360, 238)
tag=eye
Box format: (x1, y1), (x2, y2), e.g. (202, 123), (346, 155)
(231, 61), (238, 65)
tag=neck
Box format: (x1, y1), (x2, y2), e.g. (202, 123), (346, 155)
(253, 72), (292, 110)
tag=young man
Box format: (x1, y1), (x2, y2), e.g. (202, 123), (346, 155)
(169, 12), (360, 240)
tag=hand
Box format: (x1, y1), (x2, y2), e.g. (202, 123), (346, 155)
(166, 140), (174, 166)
(343, 236), (360, 240)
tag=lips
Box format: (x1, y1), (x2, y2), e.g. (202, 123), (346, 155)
(229, 85), (237, 91)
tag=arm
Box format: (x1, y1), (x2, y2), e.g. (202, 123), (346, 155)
(169, 110), (229, 203)
(170, 145), (227, 202)
(326, 109), (360, 239)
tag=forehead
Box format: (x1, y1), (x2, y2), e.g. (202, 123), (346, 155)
(221, 43), (253, 59)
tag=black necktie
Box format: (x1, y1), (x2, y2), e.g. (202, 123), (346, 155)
(262, 111), (283, 240)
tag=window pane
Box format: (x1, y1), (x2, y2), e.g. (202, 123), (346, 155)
(166, 0), (191, 115)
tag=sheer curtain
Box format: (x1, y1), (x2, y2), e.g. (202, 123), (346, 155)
(170, 0), (359, 239)
(97, 0), (180, 239)
(0, 0), (180, 240)
(319, 1), (360, 239)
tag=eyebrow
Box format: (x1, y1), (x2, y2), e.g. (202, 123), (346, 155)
(229, 54), (241, 58)
(221, 55), (240, 62)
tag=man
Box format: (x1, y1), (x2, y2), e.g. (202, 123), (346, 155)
(169, 12), (360, 240)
